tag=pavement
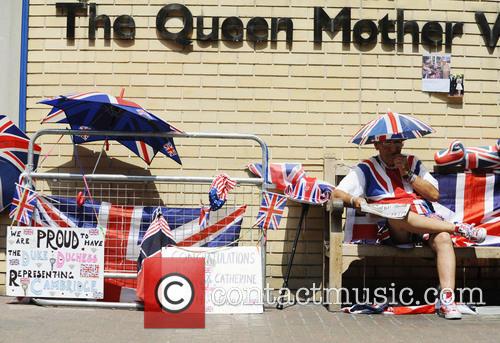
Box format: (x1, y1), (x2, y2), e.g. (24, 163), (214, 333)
(1, 297), (500, 343)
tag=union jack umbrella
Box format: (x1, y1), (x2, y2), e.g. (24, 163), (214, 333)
(350, 111), (435, 145)
(39, 90), (183, 165)
(0, 115), (41, 211)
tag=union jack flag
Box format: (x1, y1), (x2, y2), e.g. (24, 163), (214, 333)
(344, 172), (500, 247)
(9, 183), (37, 225)
(0, 114), (41, 211)
(164, 141), (178, 157)
(247, 162), (305, 191)
(254, 191), (287, 230)
(198, 206), (210, 229)
(284, 176), (333, 205)
(435, 171), (500, 246)
(28, 195), (246, 301)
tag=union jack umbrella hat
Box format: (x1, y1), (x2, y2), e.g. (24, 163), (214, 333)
(350, 111), (435, 145)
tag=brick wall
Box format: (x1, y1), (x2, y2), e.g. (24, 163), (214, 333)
(1, 0), (499, 296)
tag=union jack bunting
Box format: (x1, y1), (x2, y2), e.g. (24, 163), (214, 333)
(247, 162), (305, 191)
(254, 191), (287, 230)
(434, 139), (500, 170)
(350, 111), (435, 145)
(284, 176), (334, 205)
(9, 183), (37, 225)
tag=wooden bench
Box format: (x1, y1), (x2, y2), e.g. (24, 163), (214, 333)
(322, 157), (500, 311)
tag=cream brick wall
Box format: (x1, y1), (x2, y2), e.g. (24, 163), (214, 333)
(1, 0), (499, 294)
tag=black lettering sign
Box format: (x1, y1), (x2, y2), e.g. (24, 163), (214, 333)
(156, 3), (193, 45)
(271, 18), (293, 44)
(313, 7), (351, 44)
(197, 16), (219, 41)
(56, 2), (87, 39)
(475, 12), (500, 49)
(221, 17), (244, 42)
(54, 3), (499, 50)
(247, 17), (269, 43)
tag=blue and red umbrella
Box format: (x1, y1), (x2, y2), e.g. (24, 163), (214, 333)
(350, 111), (435, 145)
(39, 91), (183, 165)
(0, 114), (41, 211)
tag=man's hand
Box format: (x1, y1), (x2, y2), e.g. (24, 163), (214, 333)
(393, 154), (410, 177)
(351, 196), (367, 210)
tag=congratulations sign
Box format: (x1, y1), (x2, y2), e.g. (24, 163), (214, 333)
(6, 226), (105, 299)
(162, 246), (263, 314)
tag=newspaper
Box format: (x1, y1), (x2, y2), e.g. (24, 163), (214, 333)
(360, 203), (410, 219)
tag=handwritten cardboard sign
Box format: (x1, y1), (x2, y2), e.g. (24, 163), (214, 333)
(6, 226), (105, 299)
(162, 246), (263, 314)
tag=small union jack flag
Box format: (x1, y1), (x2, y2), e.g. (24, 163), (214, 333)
(9, 183), (37, 225)
(164, 141), (177, 157)
(198, 206), (210, 229)
(254, 191), (287, 230)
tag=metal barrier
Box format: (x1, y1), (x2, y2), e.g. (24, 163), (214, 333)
(25, 129), (269, 309)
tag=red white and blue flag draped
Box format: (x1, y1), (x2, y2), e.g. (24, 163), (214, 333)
(28, 195), (246, 302)
(434, 139), (500, 170)
(247, 162), (333, 205)
(342, 303), (476, 315)
(284, 176), (333, 205)
(247, 162), (305, 192)
(136, 209), (176, 300)
(254, 191), (287, 230)
(434, 172), (500, 246)
(39, 91), (183, 165)
(349, 111), (435, 145)
(9, 183), (37, 225)
(434, 140), (466, 167)
(344, 172), (500, 247)
(0, 114), (41, 211)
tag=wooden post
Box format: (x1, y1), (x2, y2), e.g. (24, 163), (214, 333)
(324, 156), (344, 311)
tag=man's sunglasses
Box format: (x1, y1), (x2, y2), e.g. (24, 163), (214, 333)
(380, 139), (406, 146)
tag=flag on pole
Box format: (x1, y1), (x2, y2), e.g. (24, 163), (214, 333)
(136, 208), (176, 300)
(9, 183), (37, 225)
(254, 191), (287, 230)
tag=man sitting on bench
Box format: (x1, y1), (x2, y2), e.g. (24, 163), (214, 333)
(332, 138), (487, 320)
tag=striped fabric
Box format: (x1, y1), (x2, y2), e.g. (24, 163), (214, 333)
(434, 139), (500, 170)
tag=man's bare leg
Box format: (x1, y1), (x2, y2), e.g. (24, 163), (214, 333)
(429, 232), (456, 290)
(389, 216), (456, 290)
(389, 224), (456, 292)
(388, 211), (455, 235)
